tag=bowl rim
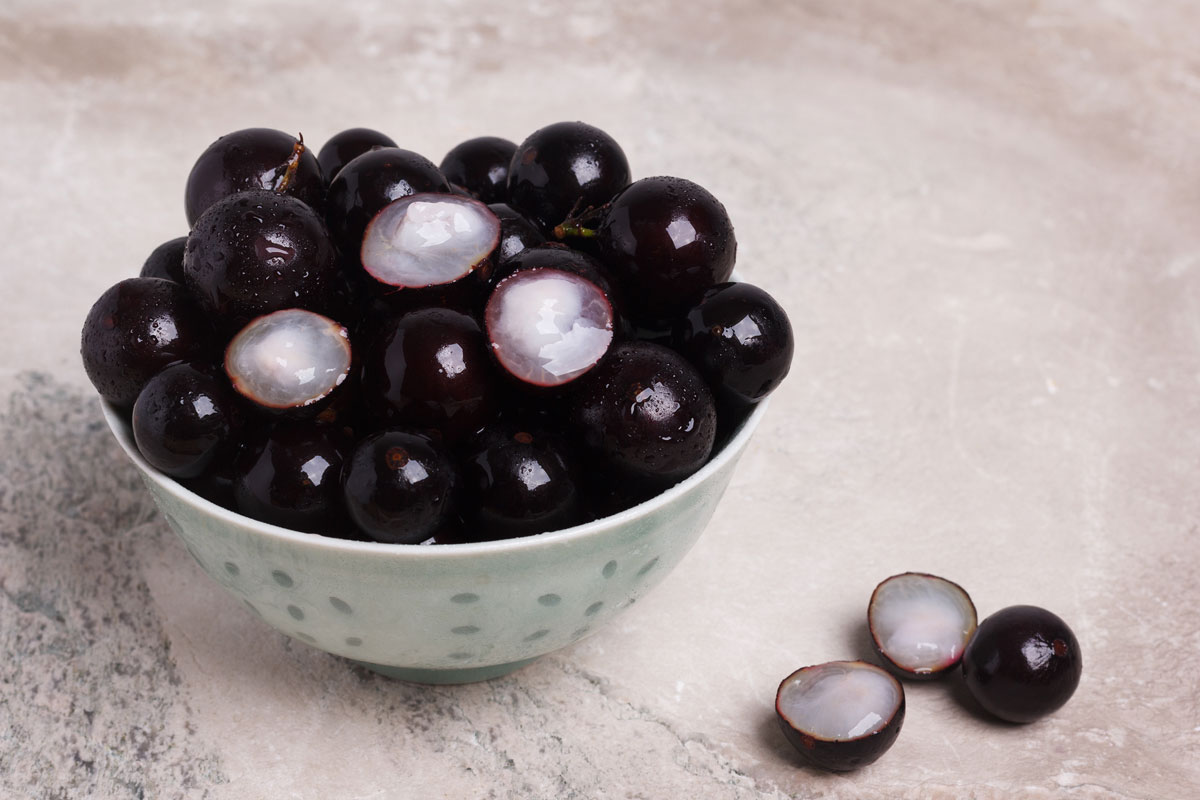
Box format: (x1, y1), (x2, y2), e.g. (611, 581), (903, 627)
(101, 395), (768, 559)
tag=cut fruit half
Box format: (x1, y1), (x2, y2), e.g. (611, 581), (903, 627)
(361, 192), (499, 289)
(775, 660), (905, 772)
(868, 572), (977, 680)
(225, 309), (351, 411)
(484, 267), (614, 388)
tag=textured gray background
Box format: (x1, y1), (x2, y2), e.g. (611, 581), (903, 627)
(2, 1), (1199, 797)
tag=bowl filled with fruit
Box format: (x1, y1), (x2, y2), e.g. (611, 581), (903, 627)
(84, 122), (793, 683)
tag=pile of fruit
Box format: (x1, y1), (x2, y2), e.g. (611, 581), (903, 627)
(82, 122), (794, 544)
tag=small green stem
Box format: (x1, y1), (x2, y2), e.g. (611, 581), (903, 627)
(554, 223), (598, 240)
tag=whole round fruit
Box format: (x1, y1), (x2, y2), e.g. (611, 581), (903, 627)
(233, 422), (349, 534)
(132, 362), (240, 478)
(598, 175), (736, 322)
(440, 136), (517, 204)
(961, 605), (1082, 723)
(183, 189), (340, 331)
(139, 236), (188, 283)
(325, 147), (449, 258)
(317, 127), (397, 185)
(459, 424), (583, 540)
(673, 281), (793, 407)
(360, 307), (499, 441)
(775, 661), (906, 772)
(184, 128), (324, 225)
(81, 277), (213, 409)
(342, 429), (457, 544)
(570, 341), (717, 486)
(507, 121), (630, 234)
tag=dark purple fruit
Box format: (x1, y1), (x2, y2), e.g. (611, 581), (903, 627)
(225, 309), (351, 413)
(81, 277), (213, 410)
(440, 136), (517, 205)
(673, 281), (793, 407)
(459, 425), (583, 540)
(598, 176), (736, 321)
(569, 341), (716, 486)
(489, 203), (545, 264)
(775, 661), (905, 772)
(962, 605), (1082, 723)
(184, 128), (324, 226)
(182, 440), (244, 509)
(491, 241), (616, 292)
(183, 190), (339, 331)
(342, 429), (457, 544)
(325, 147), (449, 258)
(139, 236), (188, 283)
(868, 573), (977, 680)
(507, 121), (630, 234)
(233, 422), (349, 534)
(360, 307), (498, 441)
(317, 127), (397, 185)
(132, 362), (240, 479)
(485, 267), (614, 388)
(360, 193), (499, 289)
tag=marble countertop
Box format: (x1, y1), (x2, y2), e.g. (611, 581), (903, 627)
(2, 1), (1198, 797)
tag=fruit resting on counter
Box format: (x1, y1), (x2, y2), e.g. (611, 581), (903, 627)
(82, 122), (795, 544)
(776, 573), (1082, 771)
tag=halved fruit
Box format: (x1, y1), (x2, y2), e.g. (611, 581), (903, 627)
(775, 660), (905, 772)
(224, 309), (351, 411)
(868, 572), (977, 680)
(360, 192), (499, 289)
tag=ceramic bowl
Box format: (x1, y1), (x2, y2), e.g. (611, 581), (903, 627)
(101, 399), (767, 684)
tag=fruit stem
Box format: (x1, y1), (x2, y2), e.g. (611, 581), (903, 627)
(554, 222), (598, 240)
(275, 134), (306, 193)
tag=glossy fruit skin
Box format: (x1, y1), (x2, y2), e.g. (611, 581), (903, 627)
(139, 236), (188, 284)
(459, 424), (583, 540)
(132, 362), (241, 479)
(317, 127), (397, 185)
(507, 121), (631, 234)
(360, 307), (499, 442)
(569, 341), (717, 487)
(775, 661), (906, 772)
(599, 176), (736, 322)
(184, 128), (324, 226)
(491, 242), (616, 300)
(962, 605), (1082, 723)
(440, 136), (517, 205)
(81, 277), (213, 410)
(325, 147), (449, 259)
(183, 190), (340, 331)
(673, 281), (793, 407)
(342, 429), (457, 544)
(233, 422), (349, 534)
(489, 202), (545, 264)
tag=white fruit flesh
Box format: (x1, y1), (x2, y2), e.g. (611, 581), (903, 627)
(225, 309), (350, 409)
(869, 573), (977, 674)
(777, 662), (900, 741)
(361, 193), (499, 288)
(485, 268), (614, 387)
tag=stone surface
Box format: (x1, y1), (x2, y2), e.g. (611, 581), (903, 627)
(3, 1), (1199, 797)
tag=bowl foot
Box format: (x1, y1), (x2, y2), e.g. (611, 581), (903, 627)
(350, 656), (541, 684)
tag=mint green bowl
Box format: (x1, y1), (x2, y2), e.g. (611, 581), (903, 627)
(101, 399), (766, 684)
